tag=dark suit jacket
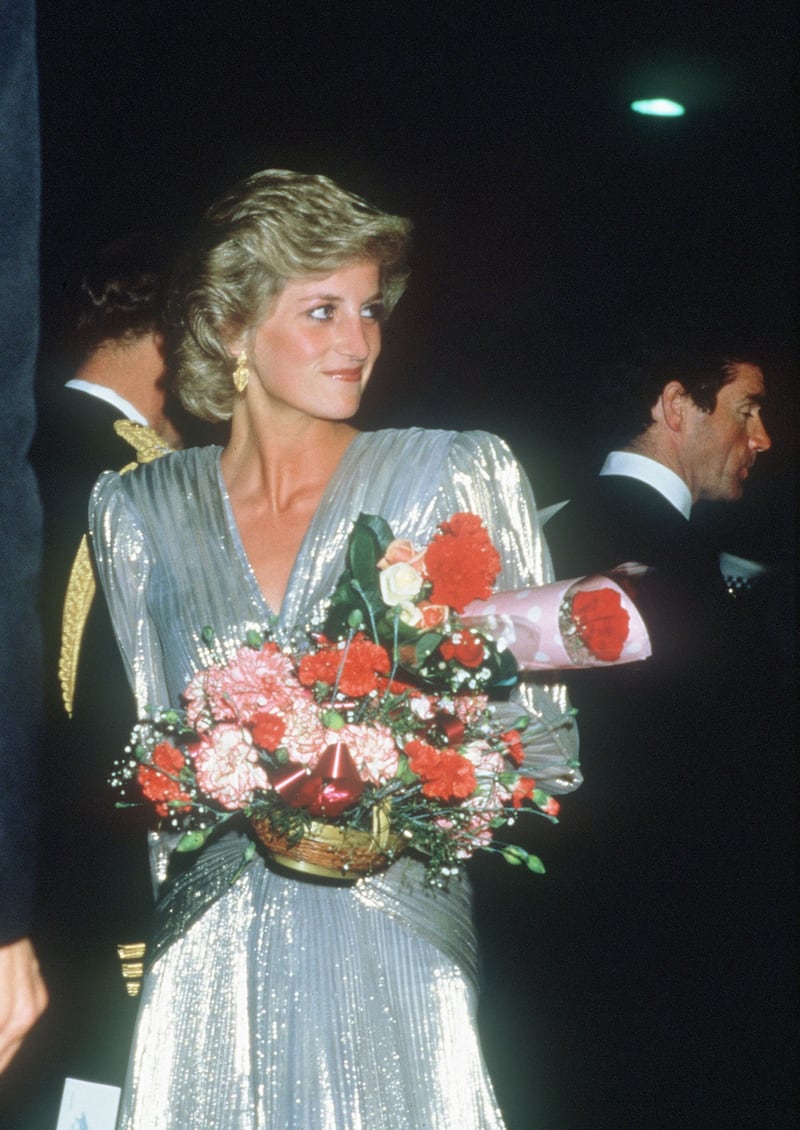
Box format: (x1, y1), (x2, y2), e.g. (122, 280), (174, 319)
(474, 469), (796, 1129)
(542, 472), (758, 876)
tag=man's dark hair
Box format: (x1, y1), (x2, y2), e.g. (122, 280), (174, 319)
(75, 231), (172, 354)
(594, 322), (765, 449)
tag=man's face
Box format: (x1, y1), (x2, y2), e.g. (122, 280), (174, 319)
(683, 362), (771, 502)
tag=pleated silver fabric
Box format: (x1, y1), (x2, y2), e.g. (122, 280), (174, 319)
(90, 428), (581, 1130)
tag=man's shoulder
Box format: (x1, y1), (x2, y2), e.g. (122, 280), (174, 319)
(557, 474), (686, 530)
(545, 474), (688, 577)
(33, 384), (131, 473)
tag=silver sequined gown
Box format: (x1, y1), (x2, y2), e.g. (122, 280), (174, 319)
(90, 428), (580, 1130)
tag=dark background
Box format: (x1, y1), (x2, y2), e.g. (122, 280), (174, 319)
(33, 3), (797, 1128)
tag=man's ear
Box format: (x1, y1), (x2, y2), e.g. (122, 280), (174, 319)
(654, 381), (690, 433)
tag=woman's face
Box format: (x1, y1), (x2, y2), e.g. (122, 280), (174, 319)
(242, 260), (383, 424)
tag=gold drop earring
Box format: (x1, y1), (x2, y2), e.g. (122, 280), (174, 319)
(232, 354), (249, 393)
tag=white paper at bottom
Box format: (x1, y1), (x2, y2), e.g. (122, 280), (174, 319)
(55, 1078), (121, 1130)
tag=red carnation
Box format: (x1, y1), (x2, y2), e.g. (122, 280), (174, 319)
(299, 634), (391, 697)
(511, 776), (536, 809)
(439, 630), (485, 669)
(250, 711), (286, 752)
(297, 645), (340, 687)
(406, 738), (477, 801)
(571, 588), (630, 662)
(424, 512), (502, 613)
(501, 729), (525, 767)
(137, 741), (192, 818)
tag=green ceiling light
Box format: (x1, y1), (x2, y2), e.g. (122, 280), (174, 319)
(630, 98), (686, 117)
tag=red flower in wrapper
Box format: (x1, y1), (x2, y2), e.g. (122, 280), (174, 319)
(425, 512), (501, 612)
(298, 634), (391, 697)
(136, 742), (192, 818)
(571, 588), (630, 662)
(406, 739), (477, 801)
(439, 630), (485, 669)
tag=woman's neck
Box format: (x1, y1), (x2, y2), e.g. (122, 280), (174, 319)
(221, 418), (357, 512)
(220, 418), (358, 612)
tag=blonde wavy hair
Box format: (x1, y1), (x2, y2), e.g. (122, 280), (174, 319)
(169, 169), (412, 422)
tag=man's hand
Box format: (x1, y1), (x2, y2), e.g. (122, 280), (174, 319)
(0, 937), (48, 1073)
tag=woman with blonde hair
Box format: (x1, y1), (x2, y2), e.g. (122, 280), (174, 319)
(91, 169), (580, 1128)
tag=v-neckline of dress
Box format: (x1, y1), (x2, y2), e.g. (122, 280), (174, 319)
(214, 434), (367, 632)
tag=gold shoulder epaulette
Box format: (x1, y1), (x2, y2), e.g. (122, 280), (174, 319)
(113, 419), (173, 465)
(59, 421), (173, 715)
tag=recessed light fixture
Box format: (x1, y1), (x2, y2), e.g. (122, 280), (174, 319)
(630, 98), (686, 117)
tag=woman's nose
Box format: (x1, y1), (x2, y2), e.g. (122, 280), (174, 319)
(336, 314), (371, 359)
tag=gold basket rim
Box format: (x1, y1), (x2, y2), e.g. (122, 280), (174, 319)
(251, 807), (402, 881)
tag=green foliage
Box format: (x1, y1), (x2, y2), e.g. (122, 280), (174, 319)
(324, 514), (393, 641)
(176, 826), (216, 853)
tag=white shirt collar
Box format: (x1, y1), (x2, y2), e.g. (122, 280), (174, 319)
(599, 450), (692, 519)
(64, 378), (149, 427)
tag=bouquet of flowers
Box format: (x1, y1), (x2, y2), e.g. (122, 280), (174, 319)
(114, 512), (649, 882)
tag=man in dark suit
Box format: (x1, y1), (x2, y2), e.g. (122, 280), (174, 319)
(484, 336), (794, 1128)
(0, 0), (48, 1081)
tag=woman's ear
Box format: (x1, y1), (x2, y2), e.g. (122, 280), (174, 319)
(224, 332), (247, 360)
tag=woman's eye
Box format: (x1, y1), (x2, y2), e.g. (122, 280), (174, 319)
(308, 304), (335, 321)
(362, 302), (385, 322)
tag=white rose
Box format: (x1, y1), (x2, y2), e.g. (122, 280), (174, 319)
(379, 561), (424, 607)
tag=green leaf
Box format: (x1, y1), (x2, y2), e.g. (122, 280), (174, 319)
(320, 709), (345, 730)
(411, 631), (445, 664)
(348, 524), (380, 585)
(526, 854), (546, 875)
(347, 608), (364, 630)
(201, 626), (215, 647)
(395, 753), (418, 786)
(245, 629), (263, 649)
(501, 845), (528, 866)
(356, 512), (395, 551)
(231, 840), (258, 882)
(175, 826), (215, 853)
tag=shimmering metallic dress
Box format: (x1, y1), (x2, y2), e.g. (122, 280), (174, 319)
(90, 429), (580, 1130)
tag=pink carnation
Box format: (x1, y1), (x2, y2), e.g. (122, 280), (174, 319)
(453, 693), (489, 728)
(183, 670), (213, 732)
(329, 722), (399, 785)
(190, 723), (269, 810)
(280, 695), (328, 767)
(203, 643), (301, 724)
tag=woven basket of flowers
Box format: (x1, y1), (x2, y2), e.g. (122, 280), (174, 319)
(251, 802), (401, 880)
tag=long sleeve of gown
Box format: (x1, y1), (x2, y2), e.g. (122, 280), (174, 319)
(440, 432), (581, 794)
(89, 470), (170, 715)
